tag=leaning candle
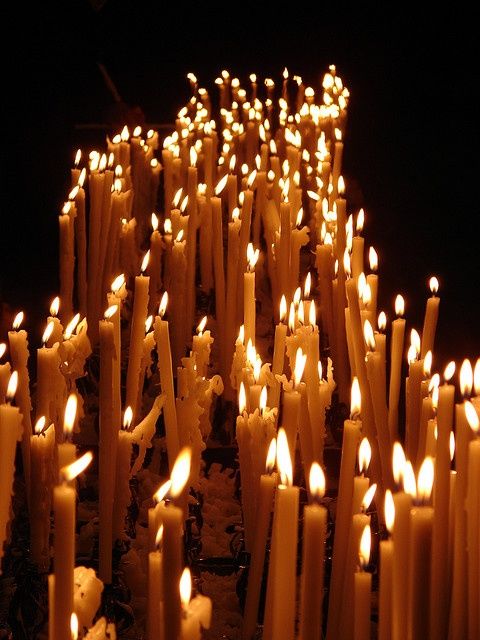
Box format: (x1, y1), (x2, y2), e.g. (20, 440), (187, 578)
(299, 463), (327, 640)
(125, 251), (150, 422)
(388, 295), (406, 442)
(408, 457), (434, 640)
(0, 373), (23, 563)
(154, 293), (180, 470)
(326, 378), (362, 640)
(263, 429), (299, 640)
(53, 452), (93, 640)
(354, 524), (372, 640)
(242, 440), (277, 640)
(8, 311), (32, 496)
(421, 276), (440, 358)
(464, 400), (479, 640)
(379, 490), (395, 640)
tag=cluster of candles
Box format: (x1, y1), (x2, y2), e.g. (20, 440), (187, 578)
(0, 64), (479, 640)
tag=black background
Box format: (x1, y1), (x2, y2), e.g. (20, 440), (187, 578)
(1, 2), (479, 369)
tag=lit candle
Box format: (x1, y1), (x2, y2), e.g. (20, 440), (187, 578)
(58, 201), (75, 322)
(379, 490), (394, 640)
(191, 316), (212, 380)
(112, 408), (133, 541)
(154, 293), (180, 470)
(366, 247), (378, 323)
(408, 457), (434, 640)
(242, 440), (277, 640)
(179, 567), (212, 640)
(263, 429), (299, 640)
(420, 276), (440, 358)
(326, 379), (362, 640)
(299, 463), (327, 640)
(53, 452), (93, 640)
(0, 373), (23, 563)
(71, 170), (87, 317)
(464, 400), (479, 640)
(429, 362), (455, 639)
(354, 524), (372, 640)
(36, 320), (62, 427)
(125, 251), (150, 422)
(268, 296), (287, 410)
(211, 196), (226, 379)
(388, 295), (406, 442)
(0, 344), (10, 404)
(244, 243), (259, 347)
(148, 213), (164, 313)
(148, 525), (164, 640)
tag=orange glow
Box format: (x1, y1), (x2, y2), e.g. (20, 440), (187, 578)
(460, 359), (473, 398)
(6, 371), (18, 402)
(265, 438), (276, 474)
(169, 447), (192, 498)
(369, 247), (378, 272)
(392, 442), (406, 485)
(429, 276), (439, 295)
(385, 490), (395, 534)
(358, 437), (372, 473)
(42, 320), (54, 345)
(417, 457), (434, 503)
(465, 400), (479, 433)
(179, 567), (192, 609)
(153, 479), (171, 503)
(13, 311), (24, 330)
(395, 294), (405, 317)
(276, 428), (293, 487)
(359, 524), (371, 568)
(350, 377), (361, 419)
(309, 462), (326, 500)
(61, 451), (93, 482)
(444, 361), (456, 382)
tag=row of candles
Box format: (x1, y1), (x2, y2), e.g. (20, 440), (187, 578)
(0, 64), (479, 639)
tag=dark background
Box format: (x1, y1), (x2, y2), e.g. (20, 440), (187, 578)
(1, 2), (479, 369)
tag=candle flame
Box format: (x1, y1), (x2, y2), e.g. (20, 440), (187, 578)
(64, 313), (80, 340)
(385, 490), (395, 534)
(111, 273), (125, 294)
(276, 428), (293, 487)
(189, 146), (197, 167)
(104, 304), (118, 320)
(309, 462), (326, 500)
(0, 343), (6, 359)
(170, 447), (192, 498)
(359, 524), (371, 568)
(395, 294), (405, 317)
(121, 125), (129, 142)
(238, 325), (245, 344)
(407, 344), (417, 365)
(362, 483), (377, 511)
(417, 456), (434, 503)
(74, 149), (81, 166)
(49, 297), (60, 317)
(309, 300), (317, 327)
(42, 320), (55, 345)
(64, 393), (77, 436)
(318, 361), (323, 381)
(123, 406), (133, 429)
(358, 273), (366, 300)
(69, 185), (79, 200)
(259, 386), (267, 414)
(474, 359), (480, 396)
(297, 301), (305, 325)
(180, 567), (192, 609)
(358, 437), (372, 473)
(362, 283), (372, 308)
(141, 250), (150, 273)
(465, 400), (479, 433)
(180, 195), (189, 213)
(460, 359), (473, 398)
(61, 451), (93, 482)
(196, 316), (207, 336)
(151, 213), (159, 231)
(265, 438), (276, 474)
(429, 276), (439, 294)
(369, 247), (378, 272)
(6, 371), (18, 401)
(392, 442), (406, 485)
(78, 167), (86, 188)
(253, 357), (262, 384)
(288, 302), (296, 333)
(153, 479), (171, 503)
(247, 170), (257, 189)
(334, 127), (342, 141)
(34, 418), (46, 439)
(363, 320), (376, 352)
(356, 208), (365, 233)
(343, 249), (351, 277)
(13, 311), (24, 330)
(444, 361), (456, 382)
(247, 243), (260, 270)
(279, 295), (287, 322)
(62, 201), (72, 215)
(164, 217), (172, 234)
(403, 460), (417, 498)
(296, 208), (303, 227)
(350, 377), (361, 419)
(293, 348), (307, 388)
(432, 385), (439, 410)
(293, 287), (302, 308)
(70, 612), (78, 640)
(337, 175), (345, 195)
(429, 373), (440, 393)
(159, 291), (168, 317)
(155, 524), (164, 549)
(410, 329), (421, 355)
(449, 431), (455, 461)
(145, 315), (153, 334)
(378, 311), (387, 332)
(423, 351), (433, 377)
(304, 273), (312, 299)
